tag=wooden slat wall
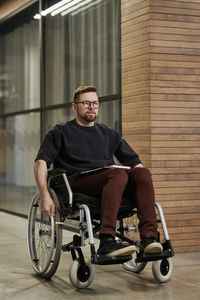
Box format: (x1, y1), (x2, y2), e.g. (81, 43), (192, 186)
(121, 0), (200, 253)
(150, 0), (200, 253)
(121, 0), (151, 167)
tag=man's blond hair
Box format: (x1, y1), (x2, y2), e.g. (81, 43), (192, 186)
(73, 86), (97, 103)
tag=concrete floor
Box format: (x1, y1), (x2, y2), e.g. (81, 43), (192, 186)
(0, 211), (200, 300)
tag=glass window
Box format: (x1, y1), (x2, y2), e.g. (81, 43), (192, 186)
(97, 99), (121, 132)
(0, 2), (40, 114)
(0, 113), (40, 215)
(43, 0), (121, 106)
(42, 106), (74, 137)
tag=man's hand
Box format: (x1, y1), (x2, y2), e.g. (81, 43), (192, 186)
(34, 160), (55, 217)
(40, 192), (55, 217)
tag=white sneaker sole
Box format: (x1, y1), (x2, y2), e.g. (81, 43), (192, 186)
(106, 245), (137, 257)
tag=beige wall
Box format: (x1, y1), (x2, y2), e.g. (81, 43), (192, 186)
(121, 0), (200, 253)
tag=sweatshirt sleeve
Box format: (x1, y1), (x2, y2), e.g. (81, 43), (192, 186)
(35, 126), (62, 168)
(114, 138), (142, 168)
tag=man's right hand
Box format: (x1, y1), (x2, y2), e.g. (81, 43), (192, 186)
(40, 193), (55, 217)
(34, 160), (55, 217)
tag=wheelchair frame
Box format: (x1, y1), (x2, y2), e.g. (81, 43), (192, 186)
(27, 170), (174, 289)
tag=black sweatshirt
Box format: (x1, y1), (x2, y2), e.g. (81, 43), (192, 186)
(35, 119), (141, 181)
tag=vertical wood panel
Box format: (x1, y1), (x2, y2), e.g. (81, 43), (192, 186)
(122, 0), (200, 252)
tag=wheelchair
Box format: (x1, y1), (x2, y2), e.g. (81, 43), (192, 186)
(27, 169), (174, 289)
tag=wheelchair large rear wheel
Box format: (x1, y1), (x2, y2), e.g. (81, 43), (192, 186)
(27, 188), (63, 279)
(122, 251), (147, 273)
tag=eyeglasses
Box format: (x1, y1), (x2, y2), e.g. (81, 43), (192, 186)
(75, 100), (100, 109)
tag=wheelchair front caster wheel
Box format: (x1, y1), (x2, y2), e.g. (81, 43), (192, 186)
(152, 258), (173, 283)
(69, 258), (95, 289)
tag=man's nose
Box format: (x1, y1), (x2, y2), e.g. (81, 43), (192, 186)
(89, 103), (95, 109)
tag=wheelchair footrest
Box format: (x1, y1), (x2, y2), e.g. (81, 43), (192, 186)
(94, 254), (132, 265)
(136, 248), (174, 263)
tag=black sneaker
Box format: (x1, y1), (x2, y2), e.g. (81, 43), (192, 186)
(140, 235), (163, 254)
(97, 236), (136, 257)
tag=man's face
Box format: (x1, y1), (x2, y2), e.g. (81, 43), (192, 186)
(73, 91), (99, 125)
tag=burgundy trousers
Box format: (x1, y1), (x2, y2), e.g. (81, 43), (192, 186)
(71, 167), (158, 239)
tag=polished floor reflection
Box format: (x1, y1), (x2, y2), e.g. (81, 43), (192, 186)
(0, 212), (200, 300)
(0, 185), (36, 216)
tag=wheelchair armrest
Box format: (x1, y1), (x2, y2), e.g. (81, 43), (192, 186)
(47, 168), (67, 179)
(48, 170), (73, 210)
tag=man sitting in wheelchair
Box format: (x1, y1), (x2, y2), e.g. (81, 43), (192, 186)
(34, 85), (163, 258)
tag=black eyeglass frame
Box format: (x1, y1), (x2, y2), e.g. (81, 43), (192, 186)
(75, 100), (100, 109)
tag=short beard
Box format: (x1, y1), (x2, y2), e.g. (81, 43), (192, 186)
(83, 114), (97, 123)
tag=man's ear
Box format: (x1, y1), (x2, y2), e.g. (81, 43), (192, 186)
(72, 103), (77, 113)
